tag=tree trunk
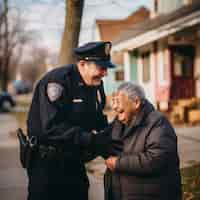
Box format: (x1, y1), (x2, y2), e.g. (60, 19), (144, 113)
(0, 0), (31, 91)
(1, 0), (9, 91)
(58, 0), (84, 65)
(1, 60), (9, 91)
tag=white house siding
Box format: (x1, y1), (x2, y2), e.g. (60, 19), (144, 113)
(124, 51), (131, 81)
(158, 0), (183, 14)
(103, 69), (115, 95)
(94, 26), (101, 41)
(157, 41), (169, 86)
(137, 48), (156, 105)
(103, 67), (124, 95)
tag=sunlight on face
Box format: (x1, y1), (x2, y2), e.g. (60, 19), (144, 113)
(83, 61), (107, 86)
(112, 90), (140, 124)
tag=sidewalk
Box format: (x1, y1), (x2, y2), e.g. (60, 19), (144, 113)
(0, 114), (18, 147)
(175, 125), (200, 168)
(176, 125), (200, 142)
(0, 114), (27, 200)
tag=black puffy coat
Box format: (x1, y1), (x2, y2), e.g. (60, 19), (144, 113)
(104, 100), (182, 200)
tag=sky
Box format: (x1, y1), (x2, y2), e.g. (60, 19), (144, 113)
(11, 0), (153, 53)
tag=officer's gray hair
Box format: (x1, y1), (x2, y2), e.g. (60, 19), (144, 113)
(117, 82), (146, 101)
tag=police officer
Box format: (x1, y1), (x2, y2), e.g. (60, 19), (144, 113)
(26, 41), (121, 200)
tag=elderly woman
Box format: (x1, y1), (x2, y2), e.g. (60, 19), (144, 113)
(104, 82), (182, 200)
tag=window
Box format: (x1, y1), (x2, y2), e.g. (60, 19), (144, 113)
(115, 70), (124, 81)
(142, 52), (150, 83)
(173, 47), (193, 78)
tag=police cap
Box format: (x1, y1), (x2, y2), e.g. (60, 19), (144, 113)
(74, 41), (116, 68)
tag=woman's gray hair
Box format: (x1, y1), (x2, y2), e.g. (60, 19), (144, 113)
(117, 82), (146, 101)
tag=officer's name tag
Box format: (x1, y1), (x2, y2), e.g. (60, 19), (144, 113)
(73, 99), (83, 103)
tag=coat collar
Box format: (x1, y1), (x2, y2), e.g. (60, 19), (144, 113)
(121, 100), (155, 139)
(112, 118), (126, 140)
(72, 64), (86, 88)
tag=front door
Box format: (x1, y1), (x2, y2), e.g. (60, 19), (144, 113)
(170, 45), (195, 99)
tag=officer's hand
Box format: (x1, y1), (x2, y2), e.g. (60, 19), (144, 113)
(105, 156), (118, 171)
(108, 138), (123, 157)
(92, 130), (123, 158)
(76, 125), (112, 149)
(46, 127), (81, 144)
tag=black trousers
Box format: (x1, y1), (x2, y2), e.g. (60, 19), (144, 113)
(27, 156), (89, 200)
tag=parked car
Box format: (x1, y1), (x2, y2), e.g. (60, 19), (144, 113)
(0, 91), (16, 112)
(13, 80), (32, 95)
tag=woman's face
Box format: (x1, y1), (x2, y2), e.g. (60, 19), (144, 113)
(111, 91), (140, 124)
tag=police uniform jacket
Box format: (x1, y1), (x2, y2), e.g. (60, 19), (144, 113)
(27, 64), (107, 187)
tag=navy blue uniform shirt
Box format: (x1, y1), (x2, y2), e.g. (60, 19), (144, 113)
(27, 64), (107, 145)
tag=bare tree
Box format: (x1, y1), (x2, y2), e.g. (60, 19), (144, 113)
(58, 0), (84, 65)
(0, 0), (32, 91)
(19, 46), (50, 85)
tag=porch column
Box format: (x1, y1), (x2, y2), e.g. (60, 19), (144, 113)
(123, 51), (131, 81)
(195, 43), (200, 97)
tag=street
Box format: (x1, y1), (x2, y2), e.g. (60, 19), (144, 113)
(0, 113), (105, 200)
(0, 113), (200, 200)
(0, 114), (27, 199)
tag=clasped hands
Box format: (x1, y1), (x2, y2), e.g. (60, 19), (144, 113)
(105, 156), (118, 171)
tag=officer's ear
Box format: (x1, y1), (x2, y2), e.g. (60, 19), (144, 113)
(78, 60), (86, 67)
(77, 60), (87, 71)
(133, 97), (141, 111)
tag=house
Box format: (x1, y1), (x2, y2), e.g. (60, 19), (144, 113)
(94, 7), (150, 94)
(112, 0), (200, 112)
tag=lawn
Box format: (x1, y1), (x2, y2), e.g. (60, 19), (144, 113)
(182, 163), (200, 200)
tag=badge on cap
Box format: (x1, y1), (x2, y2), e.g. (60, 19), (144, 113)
(105, 43), (111, 56)
(47, 83), (63, 102)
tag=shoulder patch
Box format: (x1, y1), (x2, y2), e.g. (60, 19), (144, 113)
(47, 83), (63, 102)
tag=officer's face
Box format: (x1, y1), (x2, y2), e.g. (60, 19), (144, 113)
(112, 91), (141, 125)
(79, 61), (108, 86)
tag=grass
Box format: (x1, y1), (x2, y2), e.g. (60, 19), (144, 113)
(181, 163), (200, 200)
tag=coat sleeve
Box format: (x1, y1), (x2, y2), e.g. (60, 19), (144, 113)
(115, 117), (178, 175)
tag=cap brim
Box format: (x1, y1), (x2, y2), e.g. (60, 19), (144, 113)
(94, 60), (116, 69)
